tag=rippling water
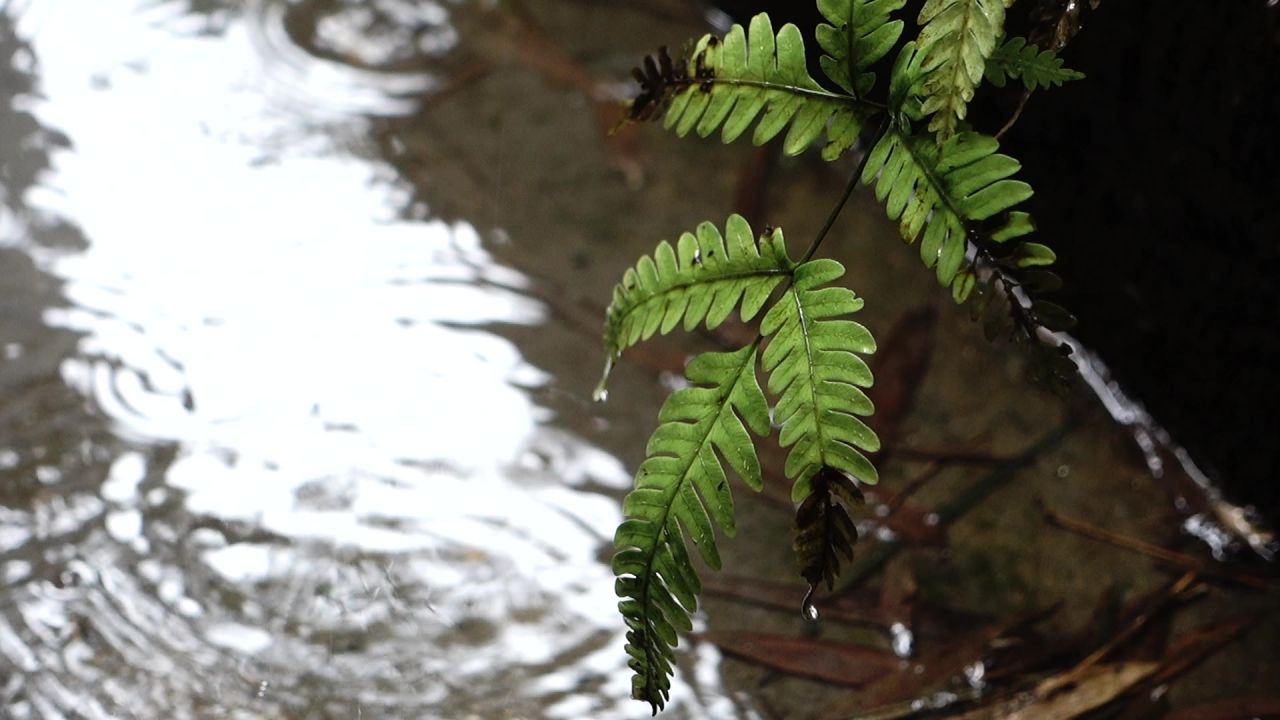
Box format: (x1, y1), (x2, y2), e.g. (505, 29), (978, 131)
(0, 1), (743, 717)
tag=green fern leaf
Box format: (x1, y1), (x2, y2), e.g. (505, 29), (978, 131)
(916, 0), (1008, 140)
(860, 129), (1034, 290)
(815, 0), (907, 98)
(598, 215), (793, 394)
(628, 14), (867, 160)
(887, 40), (928, 120)
(613, 342), (770, 713)
(985, 36), (1085, 90)
(760, 259), (880, 502)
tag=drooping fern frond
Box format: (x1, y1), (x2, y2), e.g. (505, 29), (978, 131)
(870, 39), (1077, 385)
(628, 14), (868, 160)
(916, 0), (1008, 140)
(860, 128), (1033, 290)
(794, 466), (865, 613)
(613, 342), (771, 713)
(604, 0), (1090, 710)
(598, 215), (793, 394)
(815, 0), (907, 98)
(760, 259), (880, 501)
(607, 219), (883, 712)
(984, 36), (1085, 91)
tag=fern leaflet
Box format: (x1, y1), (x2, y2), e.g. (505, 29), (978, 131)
(985, 36), (1084, 91)
(815, 0), (907, 98)
(613, 342), (770, 713)
(916, 0), (1008, 140)
(599, 215), (793, 394)
(795, 467), (864, 609)
(629, 14), (868, 160)
(860, 129), (1033, 290)
(761, 259), (879, 501)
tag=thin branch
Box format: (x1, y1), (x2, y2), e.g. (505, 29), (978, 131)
(995, 89), (1033, 139)
(799, 120), (889, 264)
(1041, 504), (1274, 590)
(1047, 571), (1199, 690)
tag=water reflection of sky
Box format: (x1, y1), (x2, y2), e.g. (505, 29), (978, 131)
(1, 1), (737, 717)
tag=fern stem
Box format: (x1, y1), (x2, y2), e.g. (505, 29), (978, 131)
(995, 89), (1033, 139)
(701, 77), (872, 106)
(799, 120), (888, 264)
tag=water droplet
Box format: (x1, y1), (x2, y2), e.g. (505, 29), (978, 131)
(890, 622), (914, 658)
(800, 587), (819, 621)
(593, 358), (614, 403)
(963, 660), (986, 689)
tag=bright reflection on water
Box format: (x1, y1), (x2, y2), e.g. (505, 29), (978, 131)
(0, 1), (731, 717)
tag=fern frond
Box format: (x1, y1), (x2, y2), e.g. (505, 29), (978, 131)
(794, 466), (864, 603)
(815, 0), (907, 98)
(599, 215), (793, 393)
(629, 14), (868, 160)
(860, 129), (1033, 290)
(760, 259), (879, 502)
(916, 0), (1007, 140)
(613, 343), (771, 713)
(984, 36), (1084, 91)
(884, 40), (928, 122)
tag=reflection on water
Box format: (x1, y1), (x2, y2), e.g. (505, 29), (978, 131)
(0, 1), (736, 717)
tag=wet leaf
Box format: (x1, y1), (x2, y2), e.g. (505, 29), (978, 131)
(1027, 0), (1103, 51)
(1017, 269), (1062, 293)
(1030, 299), (1075, 331)
(1011, 241), (1057, 268)
(699, 631), (898, 686)
(953, 663), (1157, 720)
(984, 37), (1084, 91)
(1146, 614), (1256, 689)
(701, 574), (892, 627)
(952, 268), (977, 302)
(966, 280), (992, 321)
(1007, 662), (1158, 720)
(824, 610), (1049, 718)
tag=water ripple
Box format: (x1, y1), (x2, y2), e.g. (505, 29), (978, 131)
(0, 0), (687, 717)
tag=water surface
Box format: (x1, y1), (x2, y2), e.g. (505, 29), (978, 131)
(0, 1), (744, 716)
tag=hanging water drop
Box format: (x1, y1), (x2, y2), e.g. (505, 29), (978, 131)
(800, 586), (819, 621)
(593, 357), (615, 403)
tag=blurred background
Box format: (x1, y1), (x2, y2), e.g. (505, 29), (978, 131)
(0, 0), (1276, 718)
